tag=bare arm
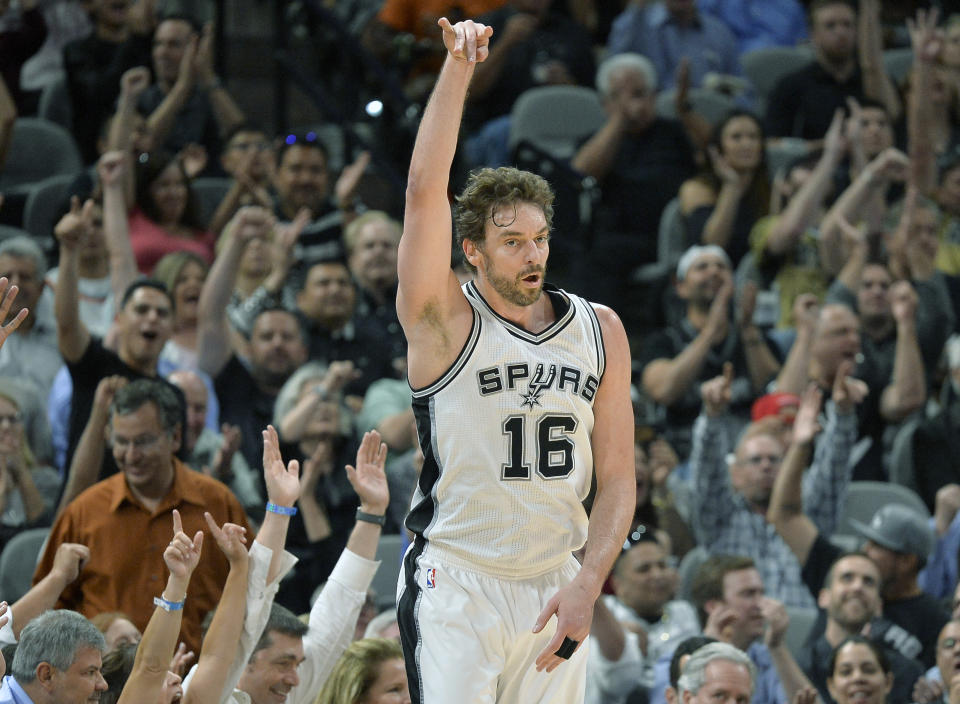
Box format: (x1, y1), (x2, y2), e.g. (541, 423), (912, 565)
(774, 294), (819, 395)
(880, 282), (926, 421)
(107, 67), (150, 207)
(858, 0), (902, 123)
(571, 112), (627, 180)
(146, 38), (197, 152)
(258, 425), (303, 583)
(764, 598), (822, 702)
(11, 543), (89, 638)
(98, 152), (140, 306)
(534, 306), (634, 673)
(193, 24), (245, 139)
(0, 75), (16, 173)
(591, 597), (626, 662)
(57, 376), (127, 518)
(906, 9), (942, 196)
(765, 110), (845, 257)
(118, 511), (203, 704)
(53, 199), (94, 363)
(738, 284), (781, 392)
(182, 516), (248, 704)
(767, 386), (821, 565)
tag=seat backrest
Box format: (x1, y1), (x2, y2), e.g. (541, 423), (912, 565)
(190, 177), (232, 229)
(23, 174), (75, 240)
(677, 545), (710, 602)
(741, 46), (814, 100)
(370, 533), (406, 610)
(655, 88), (737, 127)
(784, 606), (819, 659)
(836, 481), (930, 539)
(887, 416), (922, 494)
(657, 197), (688, 269)
(0, 118), (83, 191)
(509, 86), (607, 161)
(0, 527), (50, 603)
(38, 75), (73, 132)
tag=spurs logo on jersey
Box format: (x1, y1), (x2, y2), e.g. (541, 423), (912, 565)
(406, 281), (605, 578)
(476, 362), (600, 408)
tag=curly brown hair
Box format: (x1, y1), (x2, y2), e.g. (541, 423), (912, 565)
(454, 167), (555, 269)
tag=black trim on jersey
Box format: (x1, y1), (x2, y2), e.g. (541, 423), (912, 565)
(583, 299), (606, 379)
(464, 281), (576, 345)
(409, 307), (482, 399)
(398, 536), (427, 704)
(405, 399), (441, 536)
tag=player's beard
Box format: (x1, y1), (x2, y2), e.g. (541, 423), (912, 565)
(481, 254), (545, 307)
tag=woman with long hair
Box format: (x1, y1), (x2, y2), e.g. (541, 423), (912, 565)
(316, 638), (410, 704)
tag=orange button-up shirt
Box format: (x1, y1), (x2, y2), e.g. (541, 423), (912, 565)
(33, 459), (251, 653)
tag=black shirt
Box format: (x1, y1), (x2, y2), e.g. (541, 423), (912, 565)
(765, 61), (866, 140)
(214, 355), (277, 483)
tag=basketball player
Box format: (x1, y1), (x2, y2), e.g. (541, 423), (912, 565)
(394, 17), (635, 703)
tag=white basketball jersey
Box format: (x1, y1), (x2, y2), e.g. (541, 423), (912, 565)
(406, 281), (605, 579)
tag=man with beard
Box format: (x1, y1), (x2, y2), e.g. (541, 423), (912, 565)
(765, 0), (900, 141)
(395, 17), (634, 703)
(795, 553), (924, 704)
(640, 245), (780, 456)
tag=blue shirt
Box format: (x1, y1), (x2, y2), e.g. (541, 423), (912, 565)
(697, 0), (807, 56)
(919, 512), (960, 600)
(607, 2), (740, 89)
(0, 676), (35, 704)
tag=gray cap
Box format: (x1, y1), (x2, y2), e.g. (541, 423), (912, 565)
(850, 504), (934, 560)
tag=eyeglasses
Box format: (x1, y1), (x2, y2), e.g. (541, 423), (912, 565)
(940, 638), (960, 650)
(110, 434), (163, 452)
(0, 413), (21, 428)
(229, 140), (271, 152)
(740, 454), (783, 466)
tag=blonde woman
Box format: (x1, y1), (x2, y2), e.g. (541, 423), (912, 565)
(316, 638), (409, 704)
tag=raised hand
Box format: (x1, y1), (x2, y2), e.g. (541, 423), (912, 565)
(907, 7), (942, 64)
(701, 362), (733, 417)
(346, 430), (389, 515)
(648, 437), (679, 490)
(822, 108), (848, 160)
(792, 293), (820, 335)
(97, 151), (126, 189)
(737, 281), (757, 329)
(890, 280), (918, 324)
(49, 543), (90, 585)
(163, 509), (203, 581)
(168, 642), (194, 678)
(704, 270), (734, 343)
(708, 145), (749, 191)
(438, 17), (493, 63)
(203, 511), (248, 566)
(334, 151), (371, 211)
(792, 687), (819, 704)
(160, 670), (183, 704)
(120, 66), (151, 100)
(0, 278), (27, 345)
(93, 375), (128, 413)
(702, 603), (738, 643)
(54, 196), (95, 250)
(832, 360), (868, 414)
(792, 384), (823, 446)
(761, 597), (789, 647)
(261, 425), (301, 508)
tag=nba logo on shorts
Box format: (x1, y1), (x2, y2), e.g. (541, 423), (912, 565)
(425, 568), (437, 589)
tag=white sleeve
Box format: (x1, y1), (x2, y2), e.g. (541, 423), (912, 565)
(181, 540), (298, 704)
(289, 549), (380, 704)
(587, 631), (646, 701)
(0, 611), (15, 646)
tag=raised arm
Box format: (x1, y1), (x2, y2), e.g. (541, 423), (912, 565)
(737, 283), (781, 393)
(696, 148), (753, 250)
(56, 376), (127, 518)
(765, 110), (846, 257)
(182, 514), (248, 704)
(146, 35), (198, 151)
(10, 543), (88, 639)
(766, 384), (822, 566)
(774, 294), (819, 395)
(98, 152), (140, 306)
(53, 198), (94, 363)
(196, 206), (274, 377)
(191, 23), (245, 140)
(534, 306), (634, 674)
(0, 75), (16, 174)
(881, 281), (926, 421)
(118, 510), (203, 704)
(857, 0), (902, 123)
(107, 67), (151, 207)
(258, 425), (302, 583)
(396, 19), (489, 368)
(906, 8), (942, 195)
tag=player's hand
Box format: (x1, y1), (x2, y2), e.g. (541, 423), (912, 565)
(438, 17), (493, 63)
(533, 578), (594, 672)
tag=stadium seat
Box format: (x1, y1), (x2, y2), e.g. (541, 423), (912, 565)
(509, 85), (607, 161)
(38, 75), (73, 132)
(835, 481), (930, 541)
(0, 527), (50, 603)
(0, 118), (82, 192)
(655, 88), (737, 127)
(23, 174), (74, 240)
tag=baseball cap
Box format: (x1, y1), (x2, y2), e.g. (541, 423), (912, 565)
(750, 392), (800, 424)
(850, 504), (933, 559)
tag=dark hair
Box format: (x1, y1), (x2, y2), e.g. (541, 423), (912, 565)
(823, 551), (876, 589)
(134, 151), (205, 230)
(690, 555), (756, 625)
(251, 306), (310, 347)
(156, 12), (202, 34)
(827, 635), (891, 679)
(701, 110), (771, 222)
(670, 636), (718, 689)
(250, 605), (309, 660)
(808, 0), (856, 24)
(120, 279), (172, 310)
(111, 379), (183, 436)
(276, 130), (330, 168)
(613, 528), (661, 575)
(454, 167), (555, 271)
(224, 121), (268, 145)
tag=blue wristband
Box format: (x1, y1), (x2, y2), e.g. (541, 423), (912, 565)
(153, 596), (185, 612)
(266, 501), (298, 516)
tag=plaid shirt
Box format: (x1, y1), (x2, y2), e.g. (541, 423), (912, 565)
(690, 403), (857, 608)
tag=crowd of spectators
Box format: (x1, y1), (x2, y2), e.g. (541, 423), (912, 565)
(0, 0), (959, 703)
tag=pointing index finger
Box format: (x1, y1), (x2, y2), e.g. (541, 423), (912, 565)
(172, 508), (183, 536)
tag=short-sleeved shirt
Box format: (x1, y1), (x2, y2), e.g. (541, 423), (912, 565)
(33, 459), (250, 654)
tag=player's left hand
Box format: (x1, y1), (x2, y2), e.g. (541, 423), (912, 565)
(532, 578), (595, 672)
